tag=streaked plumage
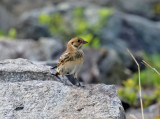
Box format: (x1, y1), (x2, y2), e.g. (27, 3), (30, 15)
(52, 37), (88, 86)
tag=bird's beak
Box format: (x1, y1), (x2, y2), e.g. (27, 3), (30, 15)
(82, 40), (88, 44)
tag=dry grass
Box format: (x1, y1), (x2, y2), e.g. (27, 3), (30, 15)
(127, 49), (144, 119)
(142, 60), (160, 119)
(142, 60), (160, 77)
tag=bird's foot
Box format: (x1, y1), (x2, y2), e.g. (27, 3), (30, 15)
(75, 80), (85, 88)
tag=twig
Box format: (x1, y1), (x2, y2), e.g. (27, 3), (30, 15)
(142, 60), (160, 77)
(127, 49), (144, 119)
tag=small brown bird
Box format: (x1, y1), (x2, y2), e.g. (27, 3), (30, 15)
(52, 37), (88, 86)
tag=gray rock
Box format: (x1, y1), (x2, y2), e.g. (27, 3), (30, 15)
(17, 23), (50, 40)
(0, 0), (111, 15)
(101, 12), (160, 53)
(79, 48), (104, 84)
(0, 5), (17, 32)
(0, 0), (65, 15)
(0, 81), (125, 119)
(126, 102), (160, 119)
(100, 12), (160, 71)
(80, 48), (130, 85)
(18, 3), (102, 39)
(113, 0), (160, 20)
(98, 48), (131, 84)
(0, 58), (71, 85)
(0, 58), (125, 119)
(0, 38), (63, 61)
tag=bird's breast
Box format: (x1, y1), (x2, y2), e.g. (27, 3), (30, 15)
(57, 50), (84, 75)
(58, 57), (83, 75)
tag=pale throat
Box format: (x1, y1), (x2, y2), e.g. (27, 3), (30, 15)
(71, 44), (83, 51)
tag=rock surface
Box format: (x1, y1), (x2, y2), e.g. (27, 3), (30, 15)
(17, 2), (103, 39)
(0, 58), (70, 85)
(0, 58), (125, 119)
(99, 11), (160, 74)
(0, 81), (125, 119)
(0, 5), (17, 32)
(126, 102), (160, 119)
(80, 48), (130, 85)
(0, 0), (111, 15)
(0, 38), (63, 61)
(101, 12), (160, 53)
(113, 0), (159, 19)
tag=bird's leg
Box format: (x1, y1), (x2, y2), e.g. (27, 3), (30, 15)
(74, 73), (81, 86)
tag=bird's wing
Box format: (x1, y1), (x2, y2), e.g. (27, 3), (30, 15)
(57, 52), (73, 67)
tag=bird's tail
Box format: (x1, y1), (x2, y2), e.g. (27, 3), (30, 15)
(51, 65), (57, 69)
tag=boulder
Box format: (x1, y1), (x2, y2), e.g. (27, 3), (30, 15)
(101, 12), (160, 54)
(0, 0), (65, 15)
(17, 2), (102, 39)
(16, 23), (50, 40)
(79, 48), (104, 83)
(0, 38), (63, 61)
(0, 58), (70, 85)
(99, 12), (160, 73)
(0, 0), (111, 15)
(80, 48), (130, 85)
(0, 81), (125, 119)
(0, 5), (17, 32)
(113, 0), (160, 20)
(0, 58), (126, 119)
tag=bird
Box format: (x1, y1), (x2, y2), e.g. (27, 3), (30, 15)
(51, 37), (88, 86)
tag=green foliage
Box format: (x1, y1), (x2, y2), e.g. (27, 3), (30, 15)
(153, 2), (160, 15)
(118, 79), (138, 106)
(39, 14), (51, 24)
(143, 86), (160, 107)
(8, 28), (17, 38)
(0, 29), (6, 36)
(133, 54), (160, 88)
(39, 13), (68, 39)
(0, 28), (17, 39)
(38, 7), (114, 48)
(118, 78), (160, 108)
(118, 54), (160, 108)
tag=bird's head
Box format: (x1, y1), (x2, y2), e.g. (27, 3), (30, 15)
(67, 37), (88, 51)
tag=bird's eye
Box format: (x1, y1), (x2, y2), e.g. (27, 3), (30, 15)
(78, 40), (81, 43)
(72, 42), (74, 44)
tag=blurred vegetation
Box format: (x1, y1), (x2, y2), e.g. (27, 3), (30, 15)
(118, 53), (160, 108)
(39, 7), (113, 48)
(0, 30), (6, 36)
(133, 54), (160, 87)
(118, 79), (138, 107)
(153, 2), (160, 15)
(0, 28), (17, 39)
